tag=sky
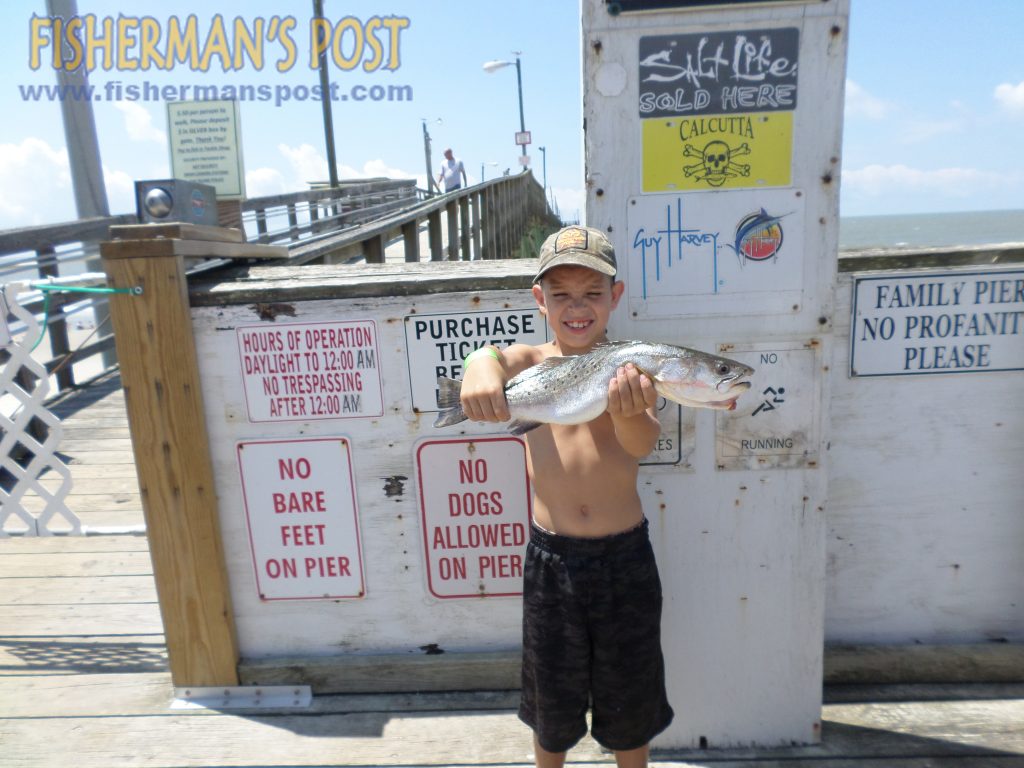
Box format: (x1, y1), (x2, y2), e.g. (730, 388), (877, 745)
(2, 0), (1023, 231)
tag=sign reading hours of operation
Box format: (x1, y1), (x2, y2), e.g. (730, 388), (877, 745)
(238, 438), (365, 601)
(237, 321), (383, 422)
(416, 438), (532, 599)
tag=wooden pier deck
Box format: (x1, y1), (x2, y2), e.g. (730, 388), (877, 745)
(2, 376), (1024, 767)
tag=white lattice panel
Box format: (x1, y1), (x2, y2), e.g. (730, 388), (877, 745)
(0, 283), (78, 536)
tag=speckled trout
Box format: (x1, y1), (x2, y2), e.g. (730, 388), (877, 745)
(434, 340), (754, 435)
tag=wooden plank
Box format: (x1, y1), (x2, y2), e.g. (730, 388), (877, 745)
(0, 550), (152, 577)
(3, 698), (1024, 768)
(0, 535), (149, 554)
(0, 639), (166, 678)
(0, 709), (554, 768)
(239, 651), (521, 694)
(826, 644), (1024, 685)
(0, 573), (156, 604)
(101, 241), (239, 687)
(0, 672), (518, 717)
(101, 237), (286, 261)
(37, 475), (141, 494)
(0, 603), (164, 636)
(109, 223), (244, 244)
(189, 259), (538, 305)
(0, 673), (172, 713)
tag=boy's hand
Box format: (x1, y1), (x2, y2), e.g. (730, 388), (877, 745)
(606, 364), (657, 418)
(460, 356), (510, 422)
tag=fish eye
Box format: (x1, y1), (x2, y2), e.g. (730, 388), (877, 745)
(716, 363), (731, 376)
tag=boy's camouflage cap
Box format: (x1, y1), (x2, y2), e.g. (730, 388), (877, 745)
(534, 226), (617, 283)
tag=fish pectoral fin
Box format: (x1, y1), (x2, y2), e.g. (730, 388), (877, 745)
(507, 419), (544, 435)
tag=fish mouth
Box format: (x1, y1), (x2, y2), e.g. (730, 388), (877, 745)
(717, 378), (752, 395)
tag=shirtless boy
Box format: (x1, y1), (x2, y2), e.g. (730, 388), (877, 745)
(459, 225), (674, 768)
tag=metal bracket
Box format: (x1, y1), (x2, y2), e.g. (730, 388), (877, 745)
(170, 685), (312, 710)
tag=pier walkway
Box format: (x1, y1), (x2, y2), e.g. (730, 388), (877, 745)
(2, 376), (1024, 766)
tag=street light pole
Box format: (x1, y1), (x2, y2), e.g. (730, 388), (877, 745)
(538, 146), (547, 195)
(514, 55), (526, 159)
(483, 53), (529, 166)
(313, 0), (339, 188)
(422, 119), (438, 196)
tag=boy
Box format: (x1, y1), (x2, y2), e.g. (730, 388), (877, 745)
(459, 225), (674, 768)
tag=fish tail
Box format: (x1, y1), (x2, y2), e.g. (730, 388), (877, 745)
(433, 376), (468, 428)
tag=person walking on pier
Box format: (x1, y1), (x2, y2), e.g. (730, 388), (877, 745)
(437, 147), (467, 192)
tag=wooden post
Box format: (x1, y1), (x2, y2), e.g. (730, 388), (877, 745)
(471, 193), (482, 261)
(459, 195), (471, 261)
(445, 199), (458, 260)
(402, 219), (420, 263)
(98, 224), (282, 687)
(428, 210), (443, 261)
(364, 233), (386, 263)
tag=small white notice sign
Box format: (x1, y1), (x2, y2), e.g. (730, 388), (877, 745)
(416, 437), (532, 599)
(238, 438), (365, 601)
(167, 99), (245, 199)
(626, 189), (806, 318)
(851, 269), (1024, 376)
(404, 308), (547, 413)
(715, 340), (821, 470)
(236, 321), (383, 422)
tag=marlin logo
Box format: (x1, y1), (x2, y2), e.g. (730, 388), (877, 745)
(731, 208), (786, 264)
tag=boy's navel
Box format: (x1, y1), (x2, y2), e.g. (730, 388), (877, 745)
(578, 505), (590, 517)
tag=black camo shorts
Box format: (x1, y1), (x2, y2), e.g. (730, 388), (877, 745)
(518, 518), (674, 753)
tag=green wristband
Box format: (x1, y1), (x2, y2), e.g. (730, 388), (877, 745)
(464, 346), (500, 370)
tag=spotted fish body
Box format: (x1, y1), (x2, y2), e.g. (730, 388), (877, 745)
(434, 340), (754, 435)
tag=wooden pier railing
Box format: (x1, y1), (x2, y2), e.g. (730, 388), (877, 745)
(0, 171), (559, 401)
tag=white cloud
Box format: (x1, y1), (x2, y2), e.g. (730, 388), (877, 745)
(844, 80), (890, 120)
(842, 163), (1014, 199)
(0, 138), (73, 227)
(246, 167), (289, 198)
(103, 166), (135, 214)
(994, 81), (1024, 112)
(275, 144), (423, 190)
(113, 102), (166, 144)
(898, 119), (964, 144)
(278, 143), (329, 185)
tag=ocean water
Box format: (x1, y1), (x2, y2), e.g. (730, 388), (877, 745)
(839, 209), (1024, 250)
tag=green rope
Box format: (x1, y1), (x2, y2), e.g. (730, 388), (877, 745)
(31, 284), (140, 295)
(26, 283), (140, 351)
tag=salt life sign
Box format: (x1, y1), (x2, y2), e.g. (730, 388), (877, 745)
(416, 437), (532, 599)
(851, 269), (1024, 376)
(237, 438), (365, 601)
(236, 320), (383, 421)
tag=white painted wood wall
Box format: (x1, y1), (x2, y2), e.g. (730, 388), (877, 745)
(827, 268), (1024, 645)
(582, 0), (849, 748)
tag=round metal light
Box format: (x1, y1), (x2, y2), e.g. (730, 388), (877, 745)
(144, 187), (173, 218)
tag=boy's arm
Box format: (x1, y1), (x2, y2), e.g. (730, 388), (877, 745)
(459, 343), (541, 423)
(606, 363), (661, 458)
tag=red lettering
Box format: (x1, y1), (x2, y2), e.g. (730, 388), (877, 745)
(272, 490), (327, 513)
(478, 554), (522, 579)
(280, 523), (327, 546)
(304, 555), (351, 577)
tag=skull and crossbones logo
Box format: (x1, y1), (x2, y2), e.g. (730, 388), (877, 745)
(683, 141), (751, 187)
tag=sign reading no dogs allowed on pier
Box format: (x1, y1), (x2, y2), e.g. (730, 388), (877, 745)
(238, 438), (365, 601)
(416, 438), (532, 599)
